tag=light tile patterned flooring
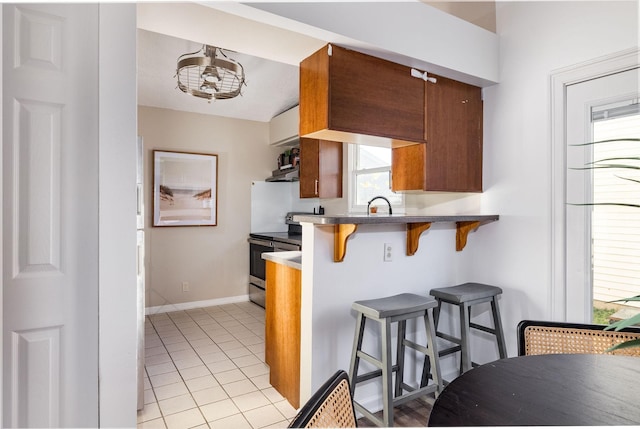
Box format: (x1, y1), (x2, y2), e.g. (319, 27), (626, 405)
(137, 302), (297, 429)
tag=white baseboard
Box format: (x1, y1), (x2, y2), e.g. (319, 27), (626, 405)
(145, 294), (251, 315)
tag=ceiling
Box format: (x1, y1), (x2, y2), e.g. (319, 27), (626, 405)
(136, 2), (496, 124)
(424, 1), (496, 33)
(137, 29), (300, 123)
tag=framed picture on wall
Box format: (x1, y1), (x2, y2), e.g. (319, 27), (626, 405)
(153, 150), (218, 227)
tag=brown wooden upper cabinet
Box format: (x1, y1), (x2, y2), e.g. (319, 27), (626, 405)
(299, 138), (343, 198)
(299, 43), (483, 193)
(300, 44), (426, 147)
(392, 75), (483, 192)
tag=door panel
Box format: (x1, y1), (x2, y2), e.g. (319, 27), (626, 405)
(3, 4), (99, 427)
(317, 140), (342, 198)
(299, 138), (319, 198)
(565, 68), (639, 322)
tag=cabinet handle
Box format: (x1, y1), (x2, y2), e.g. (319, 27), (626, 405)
(389, 171), (392, 189)
(315, 179), (319, 196)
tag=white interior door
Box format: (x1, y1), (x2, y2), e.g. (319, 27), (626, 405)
(2, 4), (99, 427)
(566, 67), (639, 322)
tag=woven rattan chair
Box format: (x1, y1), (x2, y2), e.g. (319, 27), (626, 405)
(288, 370), (357, 428)
(517, 320), (640, 356)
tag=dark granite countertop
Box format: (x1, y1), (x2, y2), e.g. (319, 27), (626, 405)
(292, 214), (499, 225)
(249, 232), (302, 246)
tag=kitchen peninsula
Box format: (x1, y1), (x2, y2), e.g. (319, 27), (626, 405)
(267, 213), (500, 408)
(293, 214), (499, 261)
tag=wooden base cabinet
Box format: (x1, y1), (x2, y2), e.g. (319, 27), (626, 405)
(265, 261), (301, 408)
(392, 75), (483, 192)
(299, 138), (342, 198)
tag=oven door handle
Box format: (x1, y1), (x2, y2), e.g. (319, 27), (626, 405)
(273, 242), (301, 251)
(248, 238), (274, 247)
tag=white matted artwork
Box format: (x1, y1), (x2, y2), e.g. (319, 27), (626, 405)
(153, 150), (218, 227)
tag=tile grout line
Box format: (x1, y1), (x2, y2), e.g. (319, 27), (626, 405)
(180, 307), (251, 427)
(141, 302), (291, 429)
(188, 305), (281, 427)
(157, 308), (238, 428)
(143, 317), (171, 429)
(157, 312), (213, 429)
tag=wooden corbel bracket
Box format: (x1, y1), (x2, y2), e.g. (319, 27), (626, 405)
(327, 216), (496, 261)
(334, 224), (358, 262)
(456, 221), (481, 251)
(406, 222), (432, 256)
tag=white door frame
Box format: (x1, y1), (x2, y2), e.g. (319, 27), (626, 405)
(0, 6), (4, 426)
(97, 4), (138, 427)
(550, 48), (640, 321)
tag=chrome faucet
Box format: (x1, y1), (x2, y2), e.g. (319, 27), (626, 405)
(367, 196), (393, 215)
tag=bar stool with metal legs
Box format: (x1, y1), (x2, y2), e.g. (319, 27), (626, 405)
(348, 293), (442, 428)
(423, 283), (507, 383)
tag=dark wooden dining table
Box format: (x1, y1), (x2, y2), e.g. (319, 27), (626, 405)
(428, 353), (640, 426)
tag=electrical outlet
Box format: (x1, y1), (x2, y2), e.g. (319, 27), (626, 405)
(384, 243), (393, 262)
(182, 282), (189, 292)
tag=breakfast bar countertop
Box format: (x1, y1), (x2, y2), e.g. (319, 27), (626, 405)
(292, 213), (500, 262)
(292, 213), (499, 225)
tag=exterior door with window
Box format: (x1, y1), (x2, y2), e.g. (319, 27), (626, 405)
(566, 67), (640, 322)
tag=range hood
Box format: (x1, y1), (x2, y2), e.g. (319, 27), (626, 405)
(266, 167), (299, 182)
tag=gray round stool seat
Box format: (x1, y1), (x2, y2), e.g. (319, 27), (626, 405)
(352, 293), (437, 319)
(430, 283), (503, 304)
(349, 293), (442, 427)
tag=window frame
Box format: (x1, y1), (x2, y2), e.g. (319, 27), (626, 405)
(348, 144), (404, 213)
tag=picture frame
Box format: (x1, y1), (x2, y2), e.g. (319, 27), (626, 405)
(153, 150), (218, 227)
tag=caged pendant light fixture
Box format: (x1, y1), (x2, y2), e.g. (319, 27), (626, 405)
(176, 45), (246, 101)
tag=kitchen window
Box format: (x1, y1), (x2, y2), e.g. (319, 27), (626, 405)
(349, 144), (403, 212)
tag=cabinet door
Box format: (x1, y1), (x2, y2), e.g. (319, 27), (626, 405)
(317, 140), (343, 198)
(392, 75), (483, 192)
(299, 139), (343, 198)
(424, 75), (483, 191)
(299, 138), (320, 198)
(329, 45), (426, 143)
(300, 44), (426, 146)
(265, 261), (301, 408)
(391, 143), (427, 191)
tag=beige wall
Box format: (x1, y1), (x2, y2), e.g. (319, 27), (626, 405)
(138, 106), (281, 308)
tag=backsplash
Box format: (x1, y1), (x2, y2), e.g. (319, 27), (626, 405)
(250, 181), (319, 232)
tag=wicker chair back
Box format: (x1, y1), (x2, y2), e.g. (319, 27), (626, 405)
(517, 320), (640, 357)
(288, 370), (357, 428)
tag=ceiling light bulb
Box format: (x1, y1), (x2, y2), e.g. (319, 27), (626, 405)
(202, 66), (220, 83)
(200, 81), (218, 93)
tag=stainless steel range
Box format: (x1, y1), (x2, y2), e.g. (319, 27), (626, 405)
(248, 212), (308, 308)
